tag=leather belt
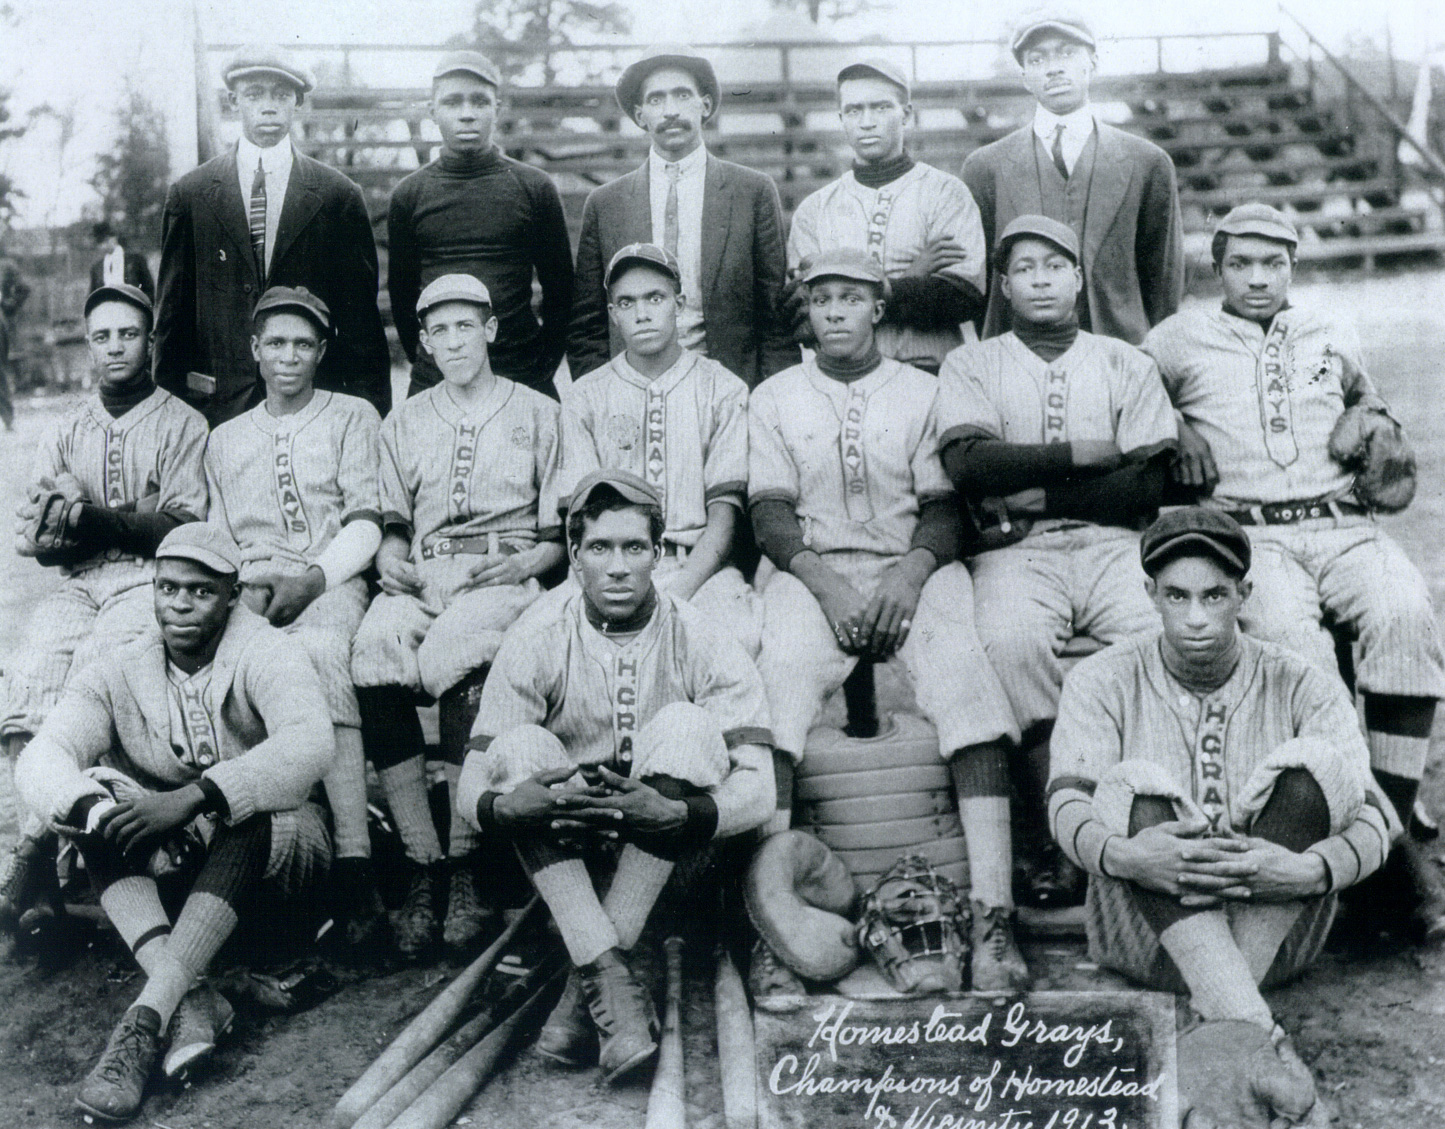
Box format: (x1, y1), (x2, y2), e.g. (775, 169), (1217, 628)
(1225, 499), (1367, 526)
(419, 534), (518, 561)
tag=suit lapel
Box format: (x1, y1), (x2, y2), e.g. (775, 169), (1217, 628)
(1082, 124), (1135, 261)
(998, 128), (1045, 222)
(701, 154), (730, 300)
(270, 152), (324, 280)
(204, 147), (260, 282)
(623, 161), (652, 246)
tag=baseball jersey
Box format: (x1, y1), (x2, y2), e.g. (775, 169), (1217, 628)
(788, 163), (986, 368)
(1050, 631), (1394, 890)
(749, 357), (950, 560)
(204, 391), (381, 579)
(470, 588), (773, 837)
(32, 388), (209, 562)
(380, 377), (562, 558)
(166, 660), (221, 770)
(558, 350), (748, 547)
(936, 330), (1177, 518)
(1142, 305), (1377, 507)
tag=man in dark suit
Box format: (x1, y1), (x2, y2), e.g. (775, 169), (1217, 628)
(89, 222), (155, 302)
(154, 46), (390, 425)
(567, 47), (798, 387)
(962, 13), (1184, 346)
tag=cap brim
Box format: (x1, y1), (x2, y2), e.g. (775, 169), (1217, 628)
(569, 480), (659, 513)
(1013, 22), (1096, 56)
(1217, 222), (1299, 245)
(156, 547), (238, 575)
(226, 65), (312, 92)
(85, 286), (152, 318)
(606, 255), (680, 287)
(254, 300), (330, 333)
(801, 267), (886, 287)
(1142, 532), (1247, 575)
(434, 65), (499, 86)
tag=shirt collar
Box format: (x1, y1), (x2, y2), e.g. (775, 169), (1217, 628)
(650, 143), (707, 179)
(1033, 103), (1095, 141)
(238, 135), (294, 177)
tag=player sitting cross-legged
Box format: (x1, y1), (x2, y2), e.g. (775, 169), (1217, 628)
(456, 469), (774, 1084)
(2, 284), (208, 930)
(749, 247), (1026, 991)
(17, 524), (335, 1122)
(204, 286), (386, 951)
(553, 242), (758, 653)
(1049, 508), (1395, 1129)
(351, 274), (563, 957)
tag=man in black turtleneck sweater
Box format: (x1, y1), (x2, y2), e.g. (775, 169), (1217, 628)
(388, 51), (574, 399)
(937, 215), (1177, 899)
(787, 58), (987, 374)
(1, 283), (208, 926)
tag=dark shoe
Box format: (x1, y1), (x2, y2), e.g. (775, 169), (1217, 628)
(391, 861), (442, 959)
(0, 834), (58, 932)
(331, 856), (390, 950)
(1400, 837), (1445, 943)
(747, 936), (806, 1012)
(441, 856), (494, 953)
(162, 984), (234, 1080)
(577, 948), (658, 1084)
(535, 968), (596, 1067)
(75, 1005), (163, 1123)
(970, 901), (1029, 993)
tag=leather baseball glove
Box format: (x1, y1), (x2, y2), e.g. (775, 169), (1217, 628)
(1328, 405), (1417, 512)
(1178, 1020), (1326, 1129)
(14, 474), (86, 557)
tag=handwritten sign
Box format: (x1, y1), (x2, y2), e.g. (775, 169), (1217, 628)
(755, 992), (1177, 1129)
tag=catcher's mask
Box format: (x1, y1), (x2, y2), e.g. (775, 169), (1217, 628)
(857, 855), (970, 995)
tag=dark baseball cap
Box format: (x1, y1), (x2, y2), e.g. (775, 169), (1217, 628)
(84, 283), (153, 321)
(156, 523), (242, 577)
(997, 214), (1080, 264)
(1214, 202), (1299, 248)
(605, 242), (681, 289)
(566, 469), (661, 516)
(253, 285), (331, 334)
(433, 50), (501, 87)
(837, 58), (910, 100)
(1141, 507), (1252, 578)
(799, 247), (888, 288)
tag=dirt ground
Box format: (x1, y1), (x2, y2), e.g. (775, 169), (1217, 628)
(4, 271), (1445, 1128)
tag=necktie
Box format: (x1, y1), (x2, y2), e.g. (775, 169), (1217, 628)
(663, 163), (680, 258)
(1051, 124), (1070, 180)
(249, 157), (267, 278)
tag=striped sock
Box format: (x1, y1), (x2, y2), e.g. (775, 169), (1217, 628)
(442, 763), (479, 859)
(764, 751), (794, 836)
(1158, 910), (1274, 1029)
(951, 742), (1013, 908)
(1364, 694), (1435, 783)
(326, 726), (372, 860)
(603, 845), (675, 950)
(1233, 903), (1307, 984)
(379, 756), (443, 865)
(100, 875), (172, 957)
(167, 891), (239, 982)
(526, 857), (618, 966)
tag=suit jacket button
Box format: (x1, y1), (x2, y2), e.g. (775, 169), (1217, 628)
(243, 283), (252, 293)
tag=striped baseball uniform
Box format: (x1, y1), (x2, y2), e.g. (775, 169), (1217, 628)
(205, 391), (382, 726)
(457, 587), (774, 841)
(1142, 305), (1445, 736)
(3, 388), (208, 739)
(351, 378), (561, 698)
(1049, 631), (1396, 988)
(788, 162), (986, 370)
(937, 330), (1177, 733)
(553, 349), (758, 650)
(748, 356), (1016, 759)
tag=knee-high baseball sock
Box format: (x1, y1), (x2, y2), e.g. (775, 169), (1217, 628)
(951, 740), (1013, 909)
(325, 725), (371, 860)
(0, 747), (19, 851)
(603, 845), (675, 951)
(442, 765), (479, 859)
(1233, 902), (1308, 984)
(1364, 694), (1435, 790)
(135, 893), (237, 1027)
(379, 756), (443, 865)
(99, 875), (173, 975)
(520, 852), (619, 966)
(1158, 910), (1274, 1030)
(764, 751), (794, 837)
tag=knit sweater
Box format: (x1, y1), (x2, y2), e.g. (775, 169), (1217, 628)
(387, 147), (574, 397)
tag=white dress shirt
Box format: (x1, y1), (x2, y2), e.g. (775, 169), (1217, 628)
(648, 144), (707, 351)
(1032, 104), (1097, 175)
(236, 135), (295, 276)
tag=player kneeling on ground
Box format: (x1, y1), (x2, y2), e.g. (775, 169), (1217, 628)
(749, 248), (1026, 991)
(1049, 509), (1395, 1128)
(16, 524), (335, 1123)
(204, 286), (385, 951)
(2, 283), (207, 930)
(351, 274), (563, 957)
(1143, 203), (1445, 937)
(456, 470), (774, 1084)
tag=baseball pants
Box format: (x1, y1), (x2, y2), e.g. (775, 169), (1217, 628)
(243, 574), (368, 727)
(758, 554), (1018, 761)
(971, 525), (1160, 735)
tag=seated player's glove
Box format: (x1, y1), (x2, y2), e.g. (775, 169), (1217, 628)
(1178, 1020), (1322, 1129)
(1328, 405), (1416, 512)
(780, 273), (815, 346)
(14, 474), (86, 557)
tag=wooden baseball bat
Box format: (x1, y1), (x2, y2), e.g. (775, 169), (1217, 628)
(714, 947), (758, 1129)
(330, 895), (541, 1129)
(387, 971), (562, 1129)
(350, 958), (560, 1129)
(646, 936), (687, 1129)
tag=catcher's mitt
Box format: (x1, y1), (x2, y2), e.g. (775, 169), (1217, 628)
(1328, 405), (1417, 512)
(14, 491), (82, 557)
(1177, 1020), (1323, 1129)
(856, 855), (969, 995)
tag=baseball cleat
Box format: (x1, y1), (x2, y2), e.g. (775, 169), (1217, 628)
(75, 1005), (163, 1123)
(577, 947), (658, 1084)
(535, 968), (597, 1067)
(970, 901), (1030, 993)
(162, 984), (234, 1080)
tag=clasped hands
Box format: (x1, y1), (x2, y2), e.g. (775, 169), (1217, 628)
(493, 765), (688, 849)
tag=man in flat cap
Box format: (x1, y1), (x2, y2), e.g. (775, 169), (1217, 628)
(17, 523), (334, 1121)
(568, 47), (798, 388)
(788, 59), (987, 374)
(456, 468), (773, 1085)
(1143, 203), (1445, 937)
(962, 12), (1183, 346)
(1, 283), (208, 931)
(155, 45), (390, 425)
(388, 51), (574, 401)
(1049, 507), (1393, 1128)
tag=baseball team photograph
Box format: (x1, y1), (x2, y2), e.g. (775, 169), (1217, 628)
(1, 0), (1444, 1125)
